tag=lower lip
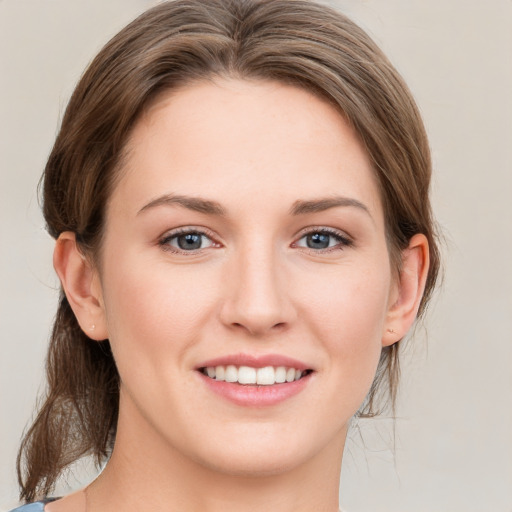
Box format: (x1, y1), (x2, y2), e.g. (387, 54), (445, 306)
(197, 371), (312, 407)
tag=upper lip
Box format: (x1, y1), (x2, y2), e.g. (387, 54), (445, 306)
(196, 353), (312, 371)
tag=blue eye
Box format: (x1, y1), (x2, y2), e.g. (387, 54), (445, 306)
(160, 230), (215, 252)
(295, 230), (351, 251)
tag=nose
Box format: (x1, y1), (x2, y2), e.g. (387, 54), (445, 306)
(219, 243), (296, 337)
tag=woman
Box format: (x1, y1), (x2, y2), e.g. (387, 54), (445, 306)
(12, 0), (440, 511)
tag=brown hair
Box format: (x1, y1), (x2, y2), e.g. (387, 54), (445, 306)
(17, 0), (440, 501)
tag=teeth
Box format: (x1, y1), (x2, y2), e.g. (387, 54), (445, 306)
(202, 365), (309, 385)
(215, 365), (225, 381)
(238, 366), (257, 384)
(275, 366), (287, 383)
(256, 366), (275, 385)
(225, 365), (238, 383)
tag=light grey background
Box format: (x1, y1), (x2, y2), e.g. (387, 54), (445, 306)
(1, 1), (511, 511)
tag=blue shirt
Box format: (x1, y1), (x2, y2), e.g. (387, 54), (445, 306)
(9, 499), (58, 512)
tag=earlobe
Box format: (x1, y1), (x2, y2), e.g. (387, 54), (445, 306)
(383, 233), (429, 347)
(53, 232), (108, 341)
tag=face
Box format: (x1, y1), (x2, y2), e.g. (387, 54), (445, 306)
(96, 79), (397, 475)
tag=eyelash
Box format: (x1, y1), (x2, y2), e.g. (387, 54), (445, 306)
(158, 227), (353, 255)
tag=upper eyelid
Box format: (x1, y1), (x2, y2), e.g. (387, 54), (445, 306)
(159, 225), (349, 236)
(294, 226), (352, 240)
(160, 226), (218, 240)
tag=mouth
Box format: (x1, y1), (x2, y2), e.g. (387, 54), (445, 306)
(195, 354), (314, 406)
(198, 365), (314, 386)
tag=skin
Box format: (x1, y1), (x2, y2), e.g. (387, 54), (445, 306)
(51, 79), (429, 512)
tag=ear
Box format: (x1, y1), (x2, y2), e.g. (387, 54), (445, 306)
(382, 233), (430, 347)
(53, 232), (108, 341)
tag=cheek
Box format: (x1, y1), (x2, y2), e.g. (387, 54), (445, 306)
(100, 256), (219, 368)
(303, 265), (391, 395)
(305, 264), (390, 344)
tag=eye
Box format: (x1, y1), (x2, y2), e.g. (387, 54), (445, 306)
(294, 229), (352, 251)
(159, 229), (216, 253)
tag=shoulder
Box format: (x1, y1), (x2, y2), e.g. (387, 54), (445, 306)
(8, 499), (58, 512)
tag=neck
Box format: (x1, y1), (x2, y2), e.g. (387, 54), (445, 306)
(86, 395), (346, 512)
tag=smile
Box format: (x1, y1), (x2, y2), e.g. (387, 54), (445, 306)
(196, 355), (314, 406)
(199, 365), (312, 386)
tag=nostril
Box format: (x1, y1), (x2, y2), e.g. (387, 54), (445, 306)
(230, 321), (288, 335)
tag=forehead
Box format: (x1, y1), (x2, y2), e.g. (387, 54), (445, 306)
(112, 78), (383, 224)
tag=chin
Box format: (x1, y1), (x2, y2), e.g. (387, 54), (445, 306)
(195, 446), (310, 478)
(180, 421), (345, 478)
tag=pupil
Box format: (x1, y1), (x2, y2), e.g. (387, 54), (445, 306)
(178, 233), (202, 250)
(307, 233), (330, 249)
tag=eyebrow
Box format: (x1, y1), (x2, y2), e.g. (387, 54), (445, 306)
(138, 193), (372, 220)
(290, 196), (372, 218)
(138, 194), (227, 216)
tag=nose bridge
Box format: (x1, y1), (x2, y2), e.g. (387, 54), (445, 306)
(221, 236), (293, 335)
